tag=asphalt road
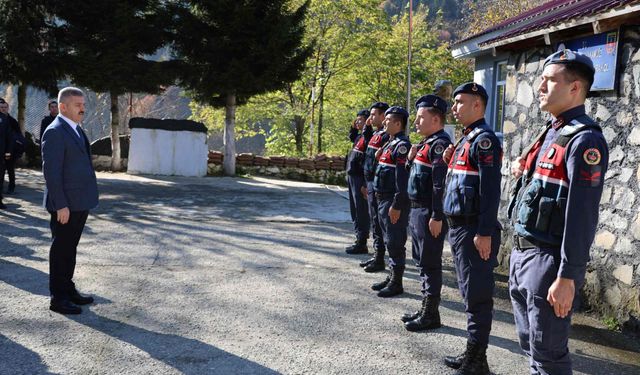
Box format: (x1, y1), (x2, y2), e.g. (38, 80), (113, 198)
(0, 169), (638, 375)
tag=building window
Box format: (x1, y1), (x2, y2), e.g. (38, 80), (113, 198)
(493, 61), (507, 133)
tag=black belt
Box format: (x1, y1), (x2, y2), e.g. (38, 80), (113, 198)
(375, 192), (393, 200)
(446, 215), (477, 227)
(410, 201), (430, 209)
(513, 235), (557, 251)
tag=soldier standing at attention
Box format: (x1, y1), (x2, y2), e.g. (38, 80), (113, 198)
(345, 109), (372, 254)
(359, 102), (390, 272)
(370, 106), (412, 297)
(508, 50), (608, 375)
(401, 94), (452, 331)
(442, 83), (502, 375)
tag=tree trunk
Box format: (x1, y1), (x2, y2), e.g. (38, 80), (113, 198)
(293, 115), (305, 155)
(110, 91), (122, 171)
(317, 87), (324, 154)
(223, 93), (236, 176)
(17, 85), (26, 134)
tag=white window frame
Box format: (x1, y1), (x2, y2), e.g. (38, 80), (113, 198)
(493, 60), (508, 134)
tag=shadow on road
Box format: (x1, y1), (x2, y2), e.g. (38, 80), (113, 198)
(0, 259), (50, 296)
(70, 310), (281, 375)
(0, 333), (58, 375)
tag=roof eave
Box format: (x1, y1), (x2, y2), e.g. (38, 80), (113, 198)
(451, 30), (515, 59)
(479, 1), (640, 50)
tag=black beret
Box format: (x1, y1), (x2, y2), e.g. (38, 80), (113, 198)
(453, 82), (488, 102)
(357, 109), (370, 117)
(370, 101), (390, 111)
(415, 94), (448, 114)
(384, 106), (409, 121)
(543, 49), (595, 75)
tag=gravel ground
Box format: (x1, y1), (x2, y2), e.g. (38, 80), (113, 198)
(0, 169), (638, 375)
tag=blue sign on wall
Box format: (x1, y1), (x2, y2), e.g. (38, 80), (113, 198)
(557, 30), (619, 91)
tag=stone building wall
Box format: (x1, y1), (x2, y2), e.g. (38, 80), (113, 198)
(498, 26), (640, 330)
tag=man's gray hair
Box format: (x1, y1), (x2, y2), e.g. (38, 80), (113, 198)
(58, 87), (85, 104)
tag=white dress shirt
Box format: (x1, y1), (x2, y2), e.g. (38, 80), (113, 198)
(58, 114), (82, 139)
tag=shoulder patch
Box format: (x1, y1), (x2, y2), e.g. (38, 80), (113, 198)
(583, 148), (601, 165)
(478, 138), (492, 150)
(398, 145), (408, 155)
(433, 144), (445, 154)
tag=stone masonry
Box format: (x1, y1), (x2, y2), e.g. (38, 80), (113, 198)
(500, 26), (640, 331)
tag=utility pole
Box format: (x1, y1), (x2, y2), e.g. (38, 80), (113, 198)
(407, 0), (413, 132)
(309, 86), (316, 156)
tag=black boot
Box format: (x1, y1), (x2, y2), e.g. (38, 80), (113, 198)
(444, 342), (468, 369)
(371, 271), (391, 291)
(377, 265), (404, 297)
(359, 257), (375, 267)
(345, 239), (368, 254)
(363, 248), (385, 272)
(455, 341), (490, 375)
(400, 297), (424, 322)
(404, 295), (441, 331)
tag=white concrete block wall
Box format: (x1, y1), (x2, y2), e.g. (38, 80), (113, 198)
(128, 128), (207, 177)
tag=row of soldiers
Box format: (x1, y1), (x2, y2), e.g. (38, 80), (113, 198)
(343, 50), (608, 375)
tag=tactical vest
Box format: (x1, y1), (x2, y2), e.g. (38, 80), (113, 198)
(408, 133), (450, 203)
(374, 136), (407, 194)
(443, 127), (488, 217)
(511, 118), (601, 246)
(346, 134), (367, 175)
(364, 130), (388, 181)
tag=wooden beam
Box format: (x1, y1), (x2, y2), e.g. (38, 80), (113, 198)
(592, 20), (601, 34)
(544, 33), (551, 45)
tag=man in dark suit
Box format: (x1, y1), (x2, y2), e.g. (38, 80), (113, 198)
(39, 100), (58, 144)
(0, 98), (12, 209)
(0, 101), (22, 194)
(41, 87), (99, 315)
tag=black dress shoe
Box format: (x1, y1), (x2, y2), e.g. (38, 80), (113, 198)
(50, 299), (82, 315)
(69, 291), (94, 305)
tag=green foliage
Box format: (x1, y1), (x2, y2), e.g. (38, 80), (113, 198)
(171, 0), (311, 107)
(460, 0), (545, 38)
(603, 316), (620, 331)
(0, 0), (61, 93)
(53, 0), (175, 96)
(381, 0), (462, 21)
(190, 1), (472, 157)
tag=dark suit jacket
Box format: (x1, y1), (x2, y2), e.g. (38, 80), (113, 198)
(0, 113), (13, 158)
(40, 115), (56, 144)
(41, 116), (99, 212)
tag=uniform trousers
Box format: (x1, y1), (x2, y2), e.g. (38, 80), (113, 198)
(509, 247), (581, 375)
(410, 206), (448, 297)
(448, 223), (501, 346)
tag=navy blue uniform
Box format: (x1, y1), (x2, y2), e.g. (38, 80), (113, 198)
(408, 130), (451, 297)
(443, 119), (502, 347)
(508, 105), (608, 375)
(364, 127), (390, 254)
(374, 132), (411, 266)
(346, 125), (373, 243)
